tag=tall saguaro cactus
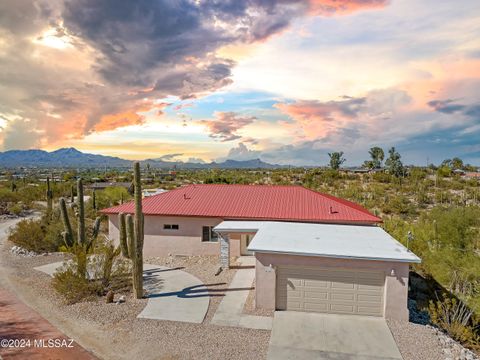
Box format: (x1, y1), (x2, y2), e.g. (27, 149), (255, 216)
(58, 178), (102, 278)
(59, 198), (74, 247)
(126, 214), (135, 261)
(46, 176), (53, 220)
(70, 185), (75, 203)
(132, 162), (144, 299)
(77, 178), (86, 245)
(118, 213), (129, 258)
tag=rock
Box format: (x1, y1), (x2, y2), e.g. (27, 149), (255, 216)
(106, 290), (114, 304)
(10, 245), (37, 257)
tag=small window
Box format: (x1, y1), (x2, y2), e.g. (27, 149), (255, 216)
(202, 226), (219, 242)
(164, 224), (179, 230)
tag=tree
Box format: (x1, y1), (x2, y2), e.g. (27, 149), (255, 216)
(441, 157), (464, 170)
(328, 152), (346, 170)
(385, 147), (404, 177)
(368, 147), (384, 169)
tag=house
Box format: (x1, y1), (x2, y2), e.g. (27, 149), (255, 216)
(89, 181), (133, 192)
(101, 184), (420, 320)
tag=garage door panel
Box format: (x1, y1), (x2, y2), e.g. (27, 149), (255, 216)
(330, 292), (355, 301)
(358, 294), (383, 302)
(276, 266), (385, 317)
(331, 281), (356, 290)
(304, 280), (328, 287)
(304, 302), (329, 312)
(330, 304), (356, 313)
(304, 291), (328, 300)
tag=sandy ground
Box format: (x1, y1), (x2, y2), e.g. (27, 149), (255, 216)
(0, 220), (270, 360)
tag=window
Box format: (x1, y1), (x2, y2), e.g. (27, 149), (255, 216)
(202, 226), (219, 242)
(163, 224), (179, 230)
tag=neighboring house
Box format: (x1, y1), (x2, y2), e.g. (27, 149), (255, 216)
(89, 181), (133, 192)
(463, 172), (480, 180)
(142, 188), (167, 197)
(101, 184), (420, 320)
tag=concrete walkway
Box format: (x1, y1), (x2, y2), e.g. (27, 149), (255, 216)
(267, 311), (403, 360)
(138, 264), (209, 323)
(211, 257), (272, 330)
(34, 262), (209, 324)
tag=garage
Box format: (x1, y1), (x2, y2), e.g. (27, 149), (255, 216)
(214, 220), (421, 321)
(276, 266), (385, 316)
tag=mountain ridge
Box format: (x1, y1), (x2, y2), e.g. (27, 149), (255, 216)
(0, 148), (285, 169)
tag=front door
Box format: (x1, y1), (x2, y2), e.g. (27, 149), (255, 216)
(240, 234), (253, 256)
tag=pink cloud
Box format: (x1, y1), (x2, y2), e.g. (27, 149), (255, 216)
(200, 112), (256, 142)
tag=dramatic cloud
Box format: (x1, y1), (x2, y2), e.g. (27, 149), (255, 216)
(201, 112), (256, 141)
(275, 89), (411, 141)
(220, 142), (262, 161)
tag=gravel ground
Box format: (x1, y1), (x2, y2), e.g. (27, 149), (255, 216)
(1, 241), (270, 360)
(243, 279), (274, 317)
(387, 320), (445, 360)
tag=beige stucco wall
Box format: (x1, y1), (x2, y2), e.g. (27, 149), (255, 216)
(255, 252), (410, 321)
(108, 215), (237, 257)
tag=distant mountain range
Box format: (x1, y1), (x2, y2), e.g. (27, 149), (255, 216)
(0, 148), (285, 169)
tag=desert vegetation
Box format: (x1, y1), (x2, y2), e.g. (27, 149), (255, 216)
(2, 148), (480, 349)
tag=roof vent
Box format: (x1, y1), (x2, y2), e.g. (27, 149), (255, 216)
(184, 193), (191, 200)
(329, 206), (338, 214)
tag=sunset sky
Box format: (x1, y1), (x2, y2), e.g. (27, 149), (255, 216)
(0, 0), (479, 165)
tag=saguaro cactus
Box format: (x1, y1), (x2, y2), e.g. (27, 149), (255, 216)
(126, 214), (135, 261)
(132, 162), (144, 299)
(46, 176), (53, 220)
(59, 198), (74, 247)
(77, 178), (86, 245)
(70, 185), (75, 203)
(58, 178), (102, 278)
(118, 213), (129, 258)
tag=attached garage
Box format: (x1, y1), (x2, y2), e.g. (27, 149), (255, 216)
(214, 220), (421, 321)
(276, 266), (385, 316)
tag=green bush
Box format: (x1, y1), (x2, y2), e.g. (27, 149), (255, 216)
(8, 216), (64, 253)
(52, 265), (102, 304)
(7, 203), (23, 216)
(429, 294), (479, 349)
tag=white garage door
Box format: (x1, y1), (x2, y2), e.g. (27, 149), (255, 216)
(276, 266), (385, 317)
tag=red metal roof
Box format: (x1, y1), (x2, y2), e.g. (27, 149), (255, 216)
(101, 184), (381, 224)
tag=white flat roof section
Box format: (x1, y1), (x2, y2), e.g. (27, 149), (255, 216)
(214, 221), (421, 263)
(214, 221), (265, 233)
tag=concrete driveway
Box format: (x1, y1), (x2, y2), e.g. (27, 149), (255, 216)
(267, 312), (403, 360)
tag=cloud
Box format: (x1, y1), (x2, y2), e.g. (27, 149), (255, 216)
(275, 88), (411, 141)
(220, 142), (262, 161)
(308, 0), (387, 16)
(427, 99), (466, 114)
(157, 153), (184, 161)
(201, 112), (256, 141)
(0, 0), (390, 151)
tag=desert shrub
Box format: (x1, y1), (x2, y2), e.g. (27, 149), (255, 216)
(8, 219), (44, 252)
(382, 195), (416, 216)
(429, 294), (479, 348)
(52, 265), (102, 304)
(8, 215), (64, 253)
(372, 172), (392, 183)
(7, 203), (23, 216)
(54, 239), (131, 304)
